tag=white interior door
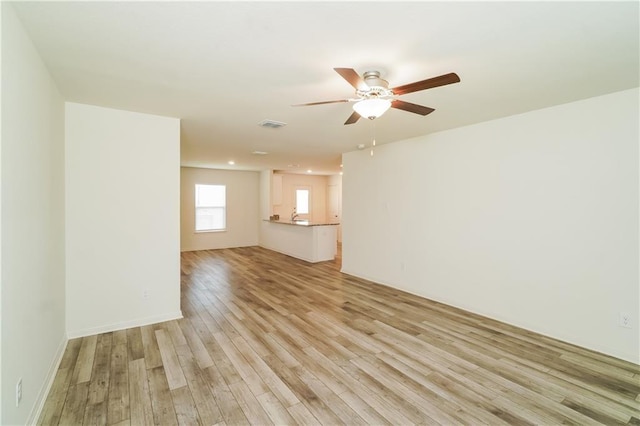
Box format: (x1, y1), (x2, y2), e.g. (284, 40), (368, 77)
(328, 184), (342, 242)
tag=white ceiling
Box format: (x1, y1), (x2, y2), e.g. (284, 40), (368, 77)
(11, 1), (639, 175)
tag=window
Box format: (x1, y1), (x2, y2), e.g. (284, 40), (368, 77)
(295, 188), (310, 215)
(195, 184), (226, 231)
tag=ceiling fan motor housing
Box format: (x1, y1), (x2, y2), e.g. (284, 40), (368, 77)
(357, 71), (393, 99)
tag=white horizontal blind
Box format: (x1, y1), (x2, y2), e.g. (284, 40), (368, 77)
(195, 184), (226, 231)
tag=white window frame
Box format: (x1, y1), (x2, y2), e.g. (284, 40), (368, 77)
(195, 184), (226, 232)
(294, 187), (311, 219)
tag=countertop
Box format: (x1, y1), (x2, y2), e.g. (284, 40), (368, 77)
(265, 219), (340, 227)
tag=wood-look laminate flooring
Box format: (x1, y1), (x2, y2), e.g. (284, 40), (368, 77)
(40, 246), (640, 425)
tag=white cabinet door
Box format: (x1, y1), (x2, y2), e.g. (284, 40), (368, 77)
(272, 174), (282, 205)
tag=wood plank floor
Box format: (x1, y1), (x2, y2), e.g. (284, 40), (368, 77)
(40, 246), (640, 425)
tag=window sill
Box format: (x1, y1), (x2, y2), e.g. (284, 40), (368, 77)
(195, 229), (227, 234)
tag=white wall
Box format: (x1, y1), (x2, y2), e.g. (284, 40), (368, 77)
(343, 88), (639, 363)
(65, 103), (181, 337)
(1, 4), (67, 424)
(327, 174), (343, 242)
(181, 167), (260, 251)
(272, 173), (328, 222)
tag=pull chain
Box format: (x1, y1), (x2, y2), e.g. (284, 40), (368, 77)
(370, 119), (376, 156)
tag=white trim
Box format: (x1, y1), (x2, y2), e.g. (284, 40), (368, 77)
(259, 243), (315, 263)
(339, 267), (639, 364)
(27, 335), (68, 425)
(180, 243), (259, 253)
(66, 310), (183, 339)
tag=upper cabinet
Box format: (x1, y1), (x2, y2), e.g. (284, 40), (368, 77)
(272, 174), (282, 206)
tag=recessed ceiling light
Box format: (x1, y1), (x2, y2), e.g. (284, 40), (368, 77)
(340, 171), (343, 175)
(228, 160), (235, 165)
(252, 151), (268, 155)
(307, 169), (312, 173)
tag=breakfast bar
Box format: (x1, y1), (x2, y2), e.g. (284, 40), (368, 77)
(261, 219), (339, 263)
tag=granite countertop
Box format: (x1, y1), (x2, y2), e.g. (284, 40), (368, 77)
(265, 219), (340, 227)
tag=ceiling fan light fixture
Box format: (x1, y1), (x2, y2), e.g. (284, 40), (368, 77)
(352, 98), (391, 120)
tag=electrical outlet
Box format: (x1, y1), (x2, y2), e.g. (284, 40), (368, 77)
(143, 289), (150, 299)
(619, 312), (632, 328)
(16, 377), (22, 407)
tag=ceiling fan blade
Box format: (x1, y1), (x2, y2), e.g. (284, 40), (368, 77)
(292, 99), (350, 107)
(334, 68), (368, 91)
(344, 111), (361, 125)
(391, 100), (435, 116)
(391, 72), (460, 95)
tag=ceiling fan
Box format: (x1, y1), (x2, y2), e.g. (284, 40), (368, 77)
(294, 68), (460, 125)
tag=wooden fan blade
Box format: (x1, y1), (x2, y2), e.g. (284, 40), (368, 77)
(344, 111), (360, 125)
(391, 72), (460, 95)
(334, 68), (368, 91)
(292, 99), (349, 107)
(391, 100), (435, 116)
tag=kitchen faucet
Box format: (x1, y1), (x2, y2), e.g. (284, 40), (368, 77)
(291, 208), (299, 221)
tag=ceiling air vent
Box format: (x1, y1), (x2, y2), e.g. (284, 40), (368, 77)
(258, 119), (287, 129)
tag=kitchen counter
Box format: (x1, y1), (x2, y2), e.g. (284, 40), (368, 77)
(266, 219), (340, 227)
(260, 219), (339, 263)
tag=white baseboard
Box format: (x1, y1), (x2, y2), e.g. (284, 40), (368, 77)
(67, 310), (183, 339)
(259, 244), (316, 263)
(27, 334), (68, 425)
(26, 311), (183, 423)
(180, 243), (259, 252)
